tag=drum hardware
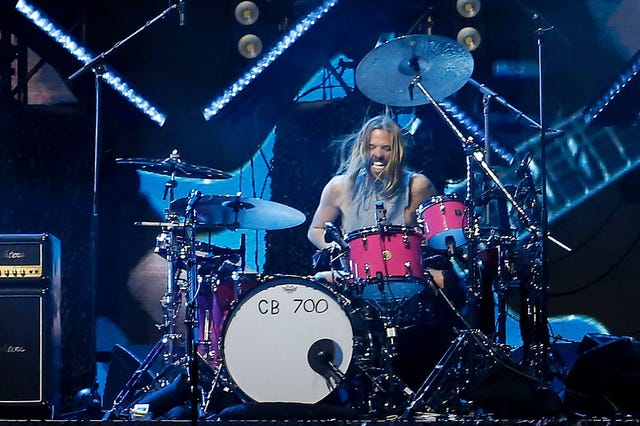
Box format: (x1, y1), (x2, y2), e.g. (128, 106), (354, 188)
(118, 151), (233, 365)
(352, 32), (571, 415)
(357, 299), (420, 416)
(398, 54), (569, 381)
(102, 333), (181, 420)
(110, 153), (235, 419)
(375, 201), (387, 226)
(399, 271), (525, 418)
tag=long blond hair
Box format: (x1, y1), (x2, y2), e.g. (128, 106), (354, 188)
(336, 114), (406, 197)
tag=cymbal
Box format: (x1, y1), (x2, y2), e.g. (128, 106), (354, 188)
(116, 152), (231, 180)
(170, 194), (306, 230)
(355, 34), (474, 107)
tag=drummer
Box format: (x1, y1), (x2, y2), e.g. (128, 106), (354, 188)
(307, 113), (464, 389)
(307, 113), (445, 283)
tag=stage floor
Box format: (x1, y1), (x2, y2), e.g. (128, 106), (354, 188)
(0, 417), (639, 425)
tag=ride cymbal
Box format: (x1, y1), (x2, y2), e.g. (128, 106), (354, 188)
(355, 34), (474, 107)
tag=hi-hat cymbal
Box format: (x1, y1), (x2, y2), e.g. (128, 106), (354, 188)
(116, 151), (231, 180)
(170, 194), (306, 230)
(355, 34), (474, 107)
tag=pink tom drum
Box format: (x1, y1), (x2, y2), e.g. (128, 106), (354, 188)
(346, 225), (424, 300)
(417, 195), (467, 250)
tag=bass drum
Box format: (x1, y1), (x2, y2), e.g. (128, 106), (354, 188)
(221, 276), (369, 405)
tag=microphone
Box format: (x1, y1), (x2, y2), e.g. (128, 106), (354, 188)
(445, 235), (457, 257)
(375, 201), (387, 225)
(324, 222), (349, 251)
(178, 0), (185, 26)
(423, 254), (451, 270)
(184, 189), (203, 217)
(307, 339), (346, 382)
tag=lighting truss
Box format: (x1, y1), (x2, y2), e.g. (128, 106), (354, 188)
(15, 0), (167, 126)
(583, 49), (640, 127)
(202, 0), (339, 120)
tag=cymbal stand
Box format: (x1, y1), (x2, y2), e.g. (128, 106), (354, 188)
(155, 166), (185, 369)
(101, 173), (184, 421)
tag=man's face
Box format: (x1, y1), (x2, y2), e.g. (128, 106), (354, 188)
(368, 128), (393, 177)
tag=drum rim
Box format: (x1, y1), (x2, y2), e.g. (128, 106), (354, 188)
(346, 224), (422, 241)
(416, 194), (465, 214)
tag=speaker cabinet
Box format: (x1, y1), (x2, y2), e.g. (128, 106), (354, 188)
(0, 234), (61, 418)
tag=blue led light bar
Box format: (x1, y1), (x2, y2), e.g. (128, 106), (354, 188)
(202, 0), (339, 120)
(15, 0), (167, 126)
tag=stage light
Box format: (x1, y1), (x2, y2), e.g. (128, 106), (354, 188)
(456, 0), (481, 18)
(237, 34), (262, 59)
(235, 1), (259, 25)
(457, 26), (482, 51)
(14, 0), (166, 126)
(202, 0), (339, 120)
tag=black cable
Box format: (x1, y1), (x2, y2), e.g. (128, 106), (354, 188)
(549, 197), (624, 264)
(549, 222), (640, 297)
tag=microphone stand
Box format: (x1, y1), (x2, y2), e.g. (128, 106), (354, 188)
(68, 4), (178, 81)
(66, 5), (180, 406)
(523, 17), (555, 380)
(467, 78), (546, 133)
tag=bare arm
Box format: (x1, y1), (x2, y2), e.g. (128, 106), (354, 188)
(405, 173), (437, 226)
(307, 176), (347, 250)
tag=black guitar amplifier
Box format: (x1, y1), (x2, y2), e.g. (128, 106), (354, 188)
(0, 234), (61, 417)
(0, 233), (60, 284)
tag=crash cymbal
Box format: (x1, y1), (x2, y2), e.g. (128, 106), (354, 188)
(170, 194), (306, 230)
(355, 34), (474, 107)
(116, 150), (231, 180)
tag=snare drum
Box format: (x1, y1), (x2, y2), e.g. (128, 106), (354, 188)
(417, 195), (467, 250)
(221, 276), (371, 404)
(346, 225), (425, 301)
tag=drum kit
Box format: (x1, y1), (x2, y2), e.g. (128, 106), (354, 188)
(104, 32), (560, 420)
